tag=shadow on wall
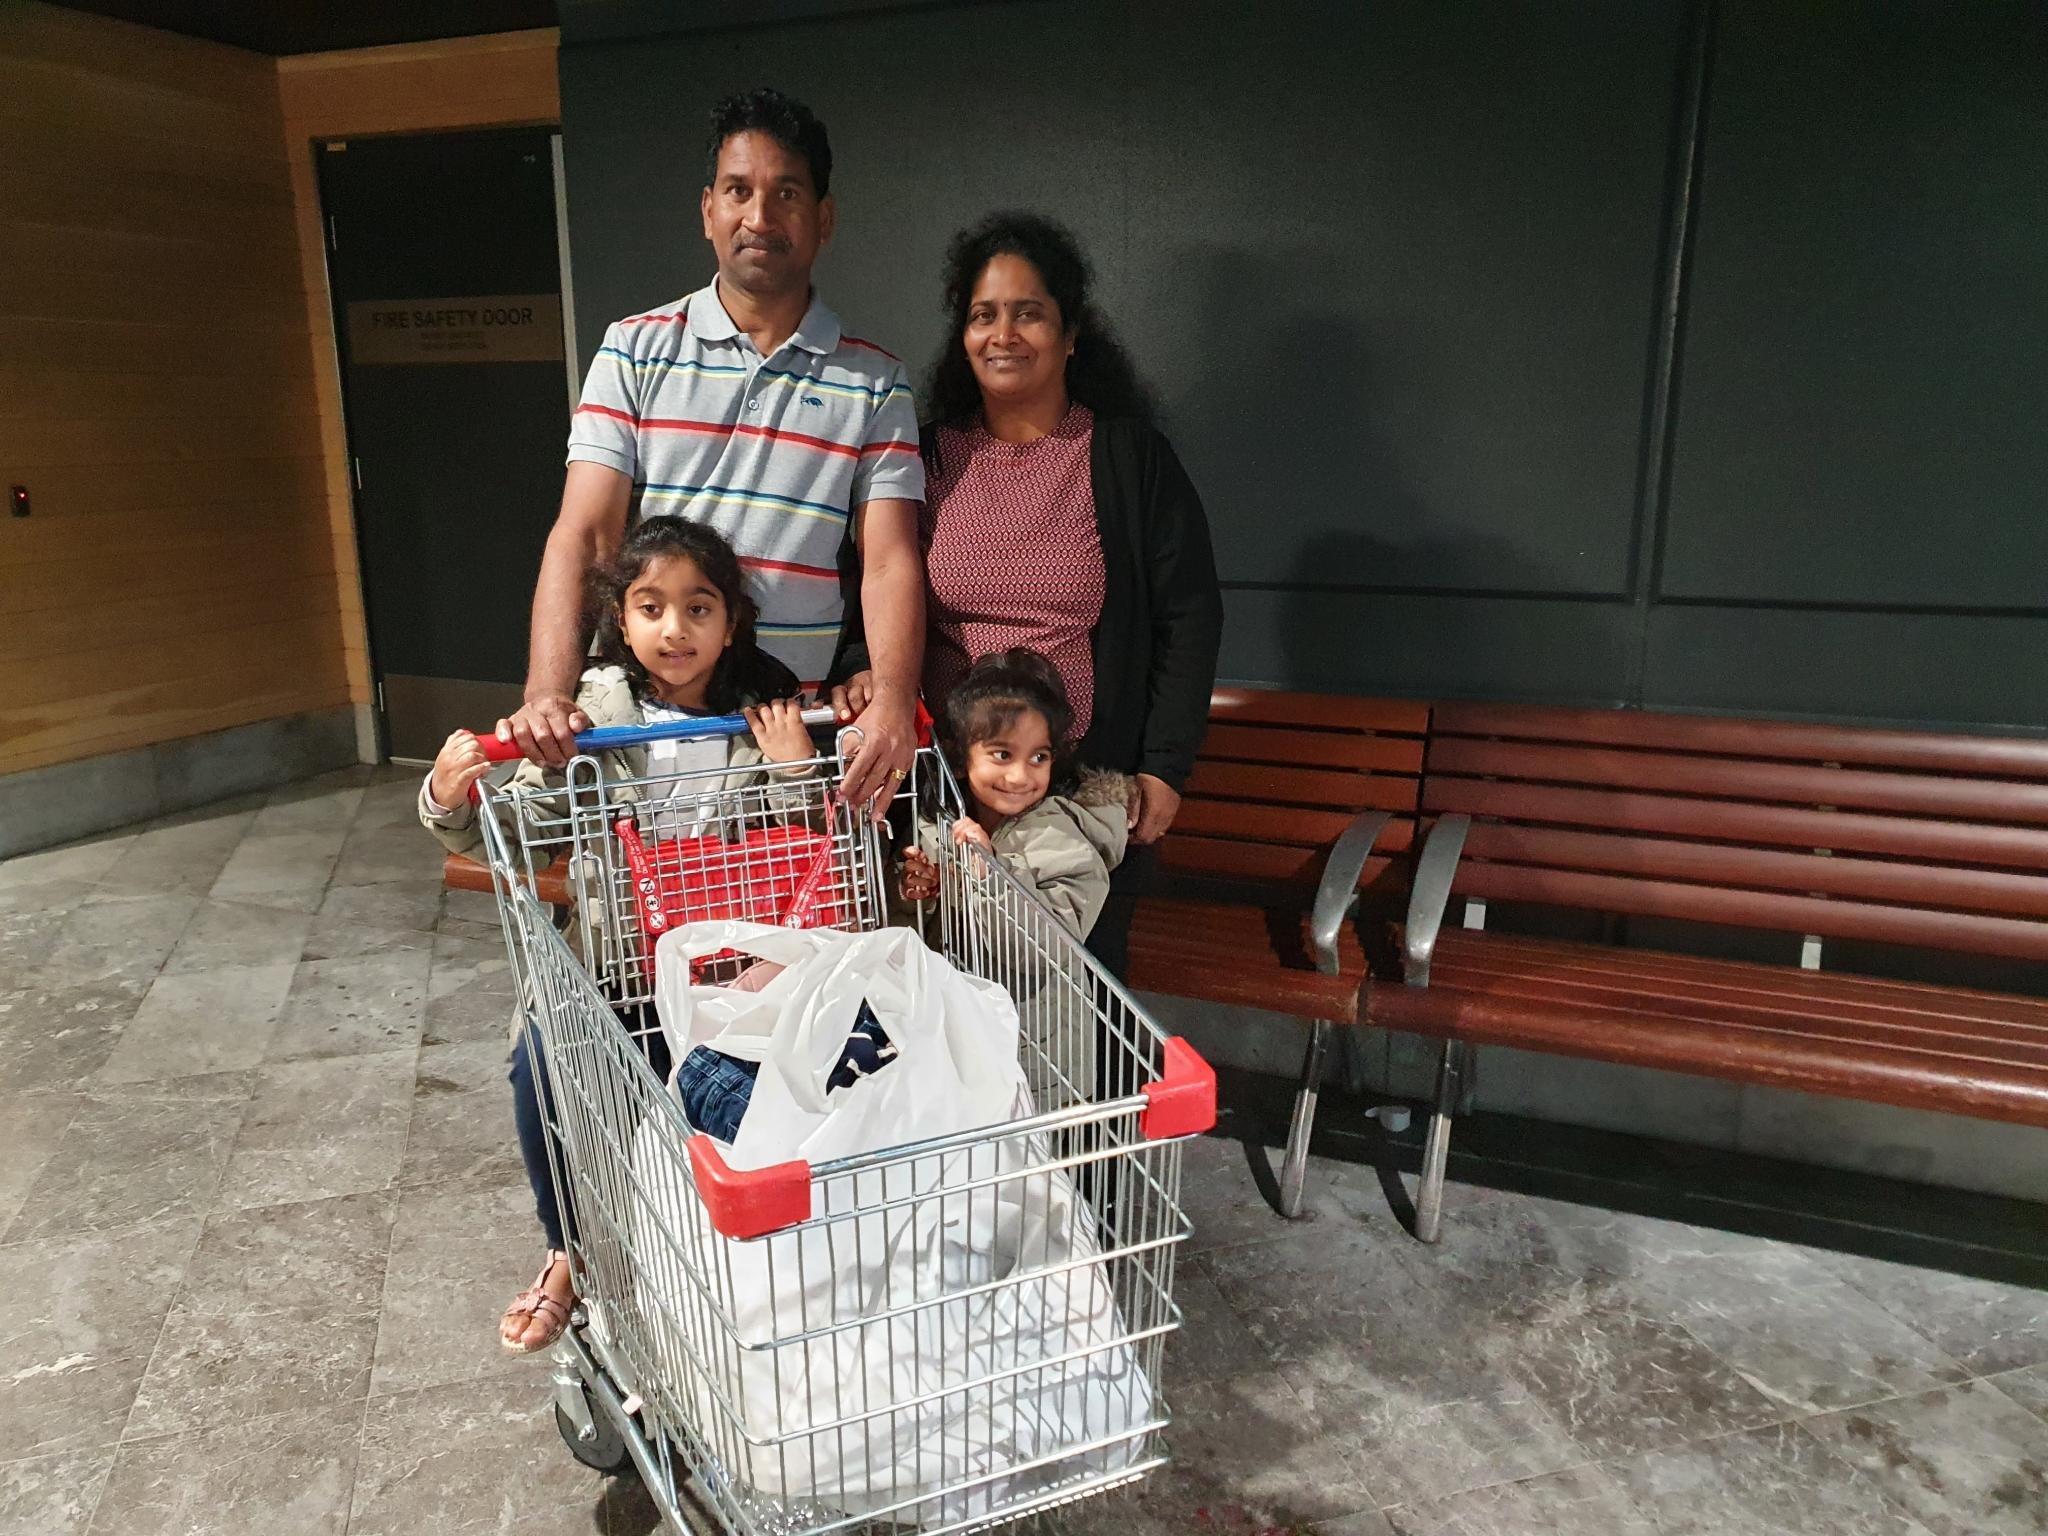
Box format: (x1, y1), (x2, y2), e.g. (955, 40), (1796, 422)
(1163, 244), (1576, 699)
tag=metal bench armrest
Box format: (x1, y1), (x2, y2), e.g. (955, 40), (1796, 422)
(1404, 814), (1471, 988)
(1309, 810), (1393, 976)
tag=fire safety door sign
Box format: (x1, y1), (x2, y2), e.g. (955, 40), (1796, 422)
(345, 294), (565, 364)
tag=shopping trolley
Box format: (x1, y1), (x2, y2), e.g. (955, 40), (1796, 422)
(469, 710), (1214, 1534)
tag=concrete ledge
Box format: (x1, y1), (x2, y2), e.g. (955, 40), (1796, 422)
(1140, 989), (2048, 1206)
(0, 707), (360, 858)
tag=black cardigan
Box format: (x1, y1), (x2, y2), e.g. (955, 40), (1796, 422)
(830, 413), (1224, 792)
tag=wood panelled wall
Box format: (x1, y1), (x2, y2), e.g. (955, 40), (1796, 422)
(0, 10), (559, 778)
(277, 29), (560, 741)
(0, 3), (349, 774)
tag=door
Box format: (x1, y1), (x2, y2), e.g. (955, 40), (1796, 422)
(317, 126), (570, 759)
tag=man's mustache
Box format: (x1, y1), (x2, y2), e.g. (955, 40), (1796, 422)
(735, 233), (791, 253)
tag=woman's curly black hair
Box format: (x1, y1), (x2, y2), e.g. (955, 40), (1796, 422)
(922, 211), (1155, 435)
(588, 518), (795, 713)
(938, 648), (1081, 797)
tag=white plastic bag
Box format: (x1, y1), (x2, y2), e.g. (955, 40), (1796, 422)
(633, 920), (1151, 1524)
(652, 919), (1028, 1160)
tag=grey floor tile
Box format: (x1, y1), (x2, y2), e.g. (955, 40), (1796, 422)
(1049, 1371), (1380, 1533)
(36, 893), (198, 995)
(1164, 1255), (1280, 1387)
(370, 1181), (536, 1396)
(1803, 1379), (2048, 1536)
(0, 1218), (203, 1457)
(125, 1190), (397, 1439)
(215, 1051), (415, 1210)
(1651, 1257), (1971, 1416)
(159, 900), (312, 976)
(1611, 1420), (1937, 1536)
(1504, 1287), (1783, 1464)
(304, 882), (444, 957)
(0, 897), (82, 976)
(426, 982), (519, 1048)
(85, 1401), (361, 1536)
(0, 977), (144, 1095)
(399, 1041), (523, 1191)
(331, 822), (441, 888)
(437, 886), (507, 939)
(255, 774), (369, 835)
(1384, 1462), (1652, 1536)
(98, 816), (256, 898)
(347, 1376), (610, 1536)
(1319, 1380), (1590, 1511)
(96, 963), (297, 1083)
(429, 932), (514, 1000)
(1176, 1130), (1407, 1256)
(265, 949), (430, 1063)
(1827, 1250), (2048, 1378)
(2, 1074), (252, 1245)
(0, 1090), (82, 1234)
(207, 829), (346, 913)
(351, 778), (430, 834)
(0, 1445), (118, 1536)
(1314, 1513), (1399, 1536)
(0, 832), (136, 892)
(1986, 1363), (2048, 1423)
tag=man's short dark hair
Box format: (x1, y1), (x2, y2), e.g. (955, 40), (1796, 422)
(705, 88), (832, 199)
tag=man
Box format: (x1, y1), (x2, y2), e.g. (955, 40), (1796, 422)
(498, 87), (924, 810)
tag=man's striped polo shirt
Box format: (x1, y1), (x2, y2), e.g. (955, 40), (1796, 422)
(567, 282), (924, 688)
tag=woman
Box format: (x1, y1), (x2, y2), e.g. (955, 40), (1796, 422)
(837, 212), (1223, 975)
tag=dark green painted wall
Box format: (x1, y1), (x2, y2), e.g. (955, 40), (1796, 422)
(556, 0), (2048, 732)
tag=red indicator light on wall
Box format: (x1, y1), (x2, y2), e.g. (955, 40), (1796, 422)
(9, 486), (26, 518)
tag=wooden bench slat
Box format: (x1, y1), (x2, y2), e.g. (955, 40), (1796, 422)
(1210, 687), (1429, 735)
(1432, 931), (2048, 1032)
(1428, 738), (2048, 825)
(1184, 761), (1422, 814)
(1128, 897), (1366, 1021)
(1451, 862), (2048, 962)
(1173, 801), (1417, 853)
(1367, 981), (2048, 1128)
(1432, 702), (2048, 780)
(1199, 722), (1425, 773)
(1157, 838), (1400, 891)
(1430, 949), (2048, 1067)
(1459, 823), (2048, 919)
(441, 851), (570, 909)
(1424, 777), (2048, 871)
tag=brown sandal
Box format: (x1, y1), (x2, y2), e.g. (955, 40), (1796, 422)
(500, 1249), (574, 1354)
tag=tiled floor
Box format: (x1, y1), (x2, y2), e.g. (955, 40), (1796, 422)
(2, 768), (2044, 1535)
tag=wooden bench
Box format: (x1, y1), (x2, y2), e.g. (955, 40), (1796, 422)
(1366, 701), (2048, 1241)
(1126, 687), (1429, 1214)
(442, 852), (572, 910)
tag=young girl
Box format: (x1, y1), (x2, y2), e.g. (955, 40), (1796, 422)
(420, 517), (820, 1354)
(899, 648), (1133, 939)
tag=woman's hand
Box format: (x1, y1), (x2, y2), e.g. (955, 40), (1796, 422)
(429, 730), (492, 810)
(744, 698), (817, 766)
(1128, 773), (1182, 846)
(898, 847), (940, 904)
(951, 818), (994, 853)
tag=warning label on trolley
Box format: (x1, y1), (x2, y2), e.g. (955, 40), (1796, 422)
(345, 293), (564, 365)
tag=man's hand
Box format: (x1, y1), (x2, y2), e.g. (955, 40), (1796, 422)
(829, 671), (876, 724)
(836, 684), (916, 819)
(1128, 772), (1182, 846)
(496, 692), (590, 768)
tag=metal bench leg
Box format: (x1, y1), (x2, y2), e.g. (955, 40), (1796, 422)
(1280, 1018), (1331, 1218)
(1415, 1040), (1470, 1244)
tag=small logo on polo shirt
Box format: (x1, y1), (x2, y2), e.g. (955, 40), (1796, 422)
(801, 394), (825, 407)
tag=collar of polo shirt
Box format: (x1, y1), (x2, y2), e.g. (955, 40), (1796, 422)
(690, 283), (842, 357)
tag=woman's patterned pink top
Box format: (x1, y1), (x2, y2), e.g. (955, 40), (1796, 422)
(923, 403), (1106, 738)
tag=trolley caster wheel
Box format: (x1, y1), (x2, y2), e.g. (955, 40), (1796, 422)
(555, 1393), (633, 1475)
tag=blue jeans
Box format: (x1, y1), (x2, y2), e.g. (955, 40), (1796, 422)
(510, 1015), (671, 1253)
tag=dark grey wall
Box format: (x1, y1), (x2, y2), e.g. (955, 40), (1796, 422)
(557, 0), (2048, 732)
